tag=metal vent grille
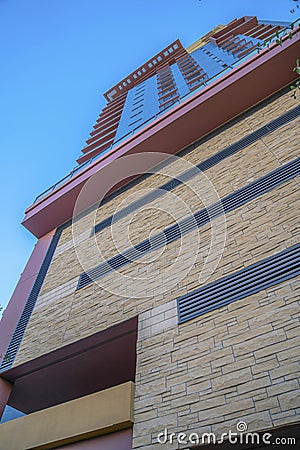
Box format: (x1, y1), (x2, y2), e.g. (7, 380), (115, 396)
(178, 244), (300, 324)
(0, 227), (64, 372)
(94, 106), (300, 235)
(77, 158), (300, 290)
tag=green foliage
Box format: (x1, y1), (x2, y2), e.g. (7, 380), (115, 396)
(294, 58), (300, 74)
(290, 59), (300, 99)
(257, 18), (299, 53)
(256, 18), (299, 100)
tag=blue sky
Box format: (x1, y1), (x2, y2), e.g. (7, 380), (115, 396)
(0, 0), (297, 310)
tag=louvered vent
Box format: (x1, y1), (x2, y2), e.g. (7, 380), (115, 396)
(78, 158), (300, 290)
(0, 227), (64, 372)
(178, 244), (300, 324)
(93, 106), (300, 236)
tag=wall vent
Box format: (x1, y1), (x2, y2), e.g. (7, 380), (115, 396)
(178, 244), (300, 323)
(0, 226), (65, 372)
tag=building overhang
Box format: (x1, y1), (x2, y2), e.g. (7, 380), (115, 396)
(22, 32), (299, 238)
(0, 317), (137, 414)
(0, 382), (134, 450)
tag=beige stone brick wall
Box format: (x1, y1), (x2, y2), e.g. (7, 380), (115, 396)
(132, 277), (300, 449)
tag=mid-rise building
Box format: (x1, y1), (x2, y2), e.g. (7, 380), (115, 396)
(0, 15), (299, 450)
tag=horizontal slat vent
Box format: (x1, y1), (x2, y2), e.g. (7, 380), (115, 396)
(77, 158), (300, 290)
(94, 105), (300, 235)
(0, 226), (64, 372)
(178, 244), (300, 324)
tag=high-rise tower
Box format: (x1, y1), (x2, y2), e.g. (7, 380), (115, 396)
(0, 16), (299, 450)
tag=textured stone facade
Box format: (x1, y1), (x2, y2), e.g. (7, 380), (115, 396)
(133, 277), (299, 449)
(12, 89), (300, 448)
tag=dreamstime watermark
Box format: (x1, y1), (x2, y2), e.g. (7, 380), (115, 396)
(71, 152), (227, 299)
(157, 421), (296, 446)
